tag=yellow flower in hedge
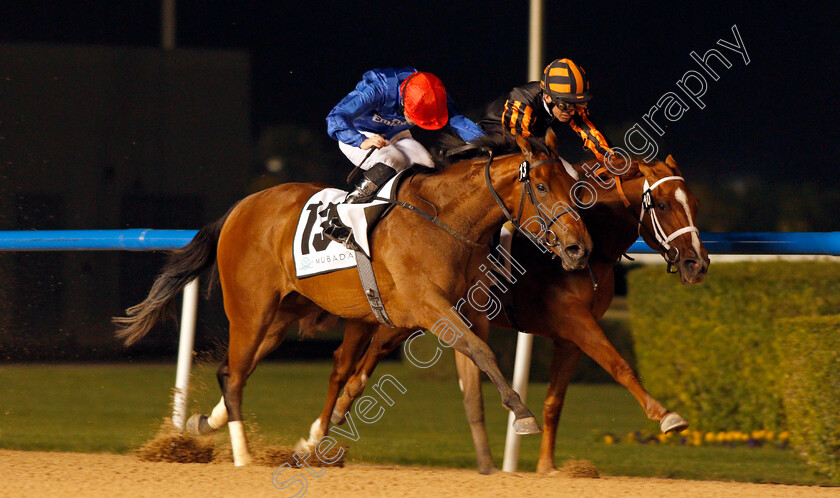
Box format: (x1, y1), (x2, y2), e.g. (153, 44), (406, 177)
(752, 430), (765, 440)
(705, 432), (716, 443)
(603, 434), (615, 445)
(766, 431), (775, 440)
(779, 431), (790, 440)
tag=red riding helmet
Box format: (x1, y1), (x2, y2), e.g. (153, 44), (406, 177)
(541, 58), (592, 103)
(400, 71), (449, 130)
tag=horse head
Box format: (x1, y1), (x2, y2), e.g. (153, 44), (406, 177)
(636, 154), (710, 284)
(502, 135), (593, 270)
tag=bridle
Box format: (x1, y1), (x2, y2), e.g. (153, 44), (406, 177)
(372, 151), (578, 253)
(639, 175), (700, 273)
(597, 165), (699, 274)
(484, 152), (578, 252)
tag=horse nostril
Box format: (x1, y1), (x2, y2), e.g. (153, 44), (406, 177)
(565, 245), (582, 258)
(684, 259), (699, 272)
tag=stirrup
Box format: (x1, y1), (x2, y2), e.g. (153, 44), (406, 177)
(322, 222), (362, 251)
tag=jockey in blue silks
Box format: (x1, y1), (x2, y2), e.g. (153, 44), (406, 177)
(324, 67), (483, 240)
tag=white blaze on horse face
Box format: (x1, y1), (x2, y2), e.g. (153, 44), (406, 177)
(675, 187), (703, 259)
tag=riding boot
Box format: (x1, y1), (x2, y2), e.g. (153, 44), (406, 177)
(344, 162), (396, 204)
(344, 176), (380, 204)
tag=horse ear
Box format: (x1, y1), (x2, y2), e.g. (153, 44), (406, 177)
(665, 154), (682, 175)
(515, 135), (535, 162)
(637, 162), (654, 179)
(545, 127), (560, 158)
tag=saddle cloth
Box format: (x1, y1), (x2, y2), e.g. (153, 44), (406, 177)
(292, 173), (402, 278)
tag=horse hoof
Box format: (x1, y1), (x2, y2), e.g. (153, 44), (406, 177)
(331, 410), (346, 426)
(660, 412), (689, 433)
(478, 465), (500, 475)
(294, 438), (313, 454)
(513, 416), (542, 435)
(186, 414), (216, 435)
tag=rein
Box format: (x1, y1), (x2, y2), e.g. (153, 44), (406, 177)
(374, 193), (483, 248)
(371, 169), (484, 248)
(371, 152), (575, 251)
(484, 153), (576, 251)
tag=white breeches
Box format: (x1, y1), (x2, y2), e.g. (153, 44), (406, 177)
(339, 130), (435, 172)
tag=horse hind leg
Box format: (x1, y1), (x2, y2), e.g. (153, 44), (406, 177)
(295, 321), (377, 453)
(536, 338), (582, 475)
(186, 311), (296, 466)
(456, 350), (497, 474)
(331, 326), (408, 425)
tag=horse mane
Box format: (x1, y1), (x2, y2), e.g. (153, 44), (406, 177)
(420, 129), (549, 169)
(470, 133), (551, 158)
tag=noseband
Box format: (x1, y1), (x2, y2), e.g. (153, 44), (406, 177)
(639, 176), (700, 273)
(484, 153), (577, 251)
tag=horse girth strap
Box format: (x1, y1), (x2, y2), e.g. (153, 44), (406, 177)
(355, 249), (395, 327)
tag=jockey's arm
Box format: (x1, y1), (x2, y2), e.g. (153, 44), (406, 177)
(449, 114), (484, 142)
(445, 98), (484, 142)
(326, 83), (385, 148)
(568, 111), (612, 162)
(500, 99), (539, 138)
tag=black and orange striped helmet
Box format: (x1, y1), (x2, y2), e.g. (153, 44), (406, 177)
(540, 58), (592, 103)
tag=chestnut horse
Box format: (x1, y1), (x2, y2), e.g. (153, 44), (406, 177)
(300, 154), (709, 474)
(114, 135), (593, 466)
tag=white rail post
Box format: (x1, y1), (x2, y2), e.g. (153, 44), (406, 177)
(172, 278), (198, 430)
(502, 331), (534, 472)
(502, 0), (543, 473)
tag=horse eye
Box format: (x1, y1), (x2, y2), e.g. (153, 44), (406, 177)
(536, 184), (548, 193)
(657, 202), (666, 210)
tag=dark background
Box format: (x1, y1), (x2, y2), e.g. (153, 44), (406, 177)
(3, 1), (838, 185)
(0, 1), (837, 363)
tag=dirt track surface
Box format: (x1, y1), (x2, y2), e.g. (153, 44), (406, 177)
(2, 450), (838, 497)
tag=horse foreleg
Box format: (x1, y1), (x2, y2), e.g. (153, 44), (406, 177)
(562, 310), (688, 433)
(536, 339), (582, 474)
(296, 320), (377, 453)
(332, 326), (409, 424)
(423, 297), (540, 435)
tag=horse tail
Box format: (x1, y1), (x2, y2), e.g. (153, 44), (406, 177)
(113, 209), (232, 346)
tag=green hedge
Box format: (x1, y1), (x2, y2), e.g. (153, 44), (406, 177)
(628, 261), (840, 432)
(776, 315), (840, 481)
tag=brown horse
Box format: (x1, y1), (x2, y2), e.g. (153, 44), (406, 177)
(302, 154), (709, 473)
(114, 135), (593, 466)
